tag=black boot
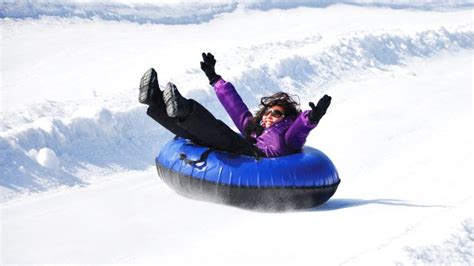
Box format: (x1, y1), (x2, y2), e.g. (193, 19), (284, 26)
(163, 82), (191, 119)
(139, 68), (160, 105)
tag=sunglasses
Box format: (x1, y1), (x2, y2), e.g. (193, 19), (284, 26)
(264, 108), (285, 118)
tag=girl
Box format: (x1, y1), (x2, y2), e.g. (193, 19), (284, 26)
(139, 53), (331, 158)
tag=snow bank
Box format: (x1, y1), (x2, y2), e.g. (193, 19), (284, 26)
(230, 26), (473, 100)
(0, 0), (238, 25)
(1, 0), (472, 25)
(0, 103), (173, 200)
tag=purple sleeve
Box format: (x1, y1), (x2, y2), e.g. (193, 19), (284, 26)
(213, 78), (253, 134)
(284, 110), (317, 150)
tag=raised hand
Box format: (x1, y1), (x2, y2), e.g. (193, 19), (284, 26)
(200, 52), (221, 85)
(309, 95), (332, 123)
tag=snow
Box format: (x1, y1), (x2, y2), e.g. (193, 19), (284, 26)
(2, 0), (472, 25)
(1, 1), (473, 264)
(36, 147), (60, 170)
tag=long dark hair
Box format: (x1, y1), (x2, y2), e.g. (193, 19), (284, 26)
(244, 92), (301, 140)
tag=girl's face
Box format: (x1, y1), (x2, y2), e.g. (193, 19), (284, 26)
(262, 105), (285, 128)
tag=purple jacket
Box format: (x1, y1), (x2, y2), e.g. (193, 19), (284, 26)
(213, 78), (317, 157)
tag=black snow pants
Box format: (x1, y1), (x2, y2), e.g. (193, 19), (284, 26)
(146, 99), (261, 157)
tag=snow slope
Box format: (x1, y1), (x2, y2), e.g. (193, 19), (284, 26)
(1, 1), (473, 264)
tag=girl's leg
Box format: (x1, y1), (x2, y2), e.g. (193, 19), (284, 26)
(146, 101), (197, 141)
(177, 99), (258, 156)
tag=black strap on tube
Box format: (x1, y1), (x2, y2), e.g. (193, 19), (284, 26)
(179, 148), (213, 166)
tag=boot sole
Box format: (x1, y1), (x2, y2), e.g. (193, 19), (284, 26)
(163, 83), (179, 117)
(139, 68), (158, 104)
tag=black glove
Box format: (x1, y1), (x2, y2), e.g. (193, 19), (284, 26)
(200, 52), (221, 85)
(309, 95), (332, 124)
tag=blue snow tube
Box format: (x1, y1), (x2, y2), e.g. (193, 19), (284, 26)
(155, 137), (340, 211)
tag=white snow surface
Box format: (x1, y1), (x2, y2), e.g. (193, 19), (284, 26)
(35, 147), (61, 170)
(1, 1), (473, 265)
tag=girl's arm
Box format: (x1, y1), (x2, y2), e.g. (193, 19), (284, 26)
(213, 78), (253, 135)
(286, 96), (331, 149)
(284, 110), (317, 150)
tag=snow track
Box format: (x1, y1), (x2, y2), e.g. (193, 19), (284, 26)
(1, 24), (472, 197)
(1, 2), (473, 264)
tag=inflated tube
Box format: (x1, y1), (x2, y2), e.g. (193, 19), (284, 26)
(155, 138), (340, 211)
